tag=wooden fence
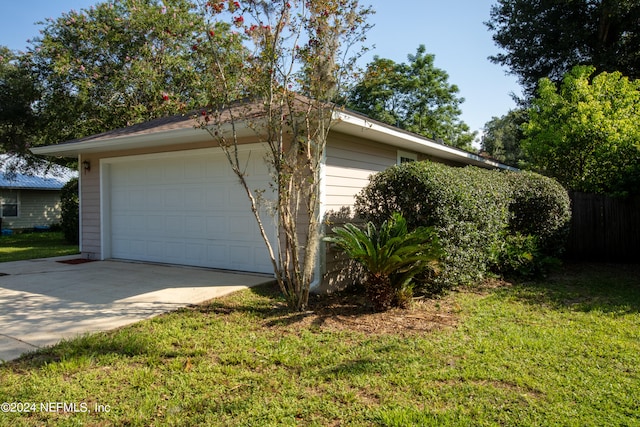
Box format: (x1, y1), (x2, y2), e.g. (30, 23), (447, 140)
(565, 192), (640, 262)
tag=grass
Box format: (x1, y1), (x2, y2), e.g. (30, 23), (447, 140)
(0, 231), (79, 262)
(0, 263), (638, 426)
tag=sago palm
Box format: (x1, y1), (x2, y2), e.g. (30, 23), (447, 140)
(325, 212), (441, 311)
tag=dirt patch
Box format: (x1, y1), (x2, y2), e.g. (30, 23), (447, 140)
(263, 289), (462, 336)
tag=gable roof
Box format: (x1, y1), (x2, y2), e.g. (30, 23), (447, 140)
(31, 102), (516, 171)
(0, 155), (77, 190)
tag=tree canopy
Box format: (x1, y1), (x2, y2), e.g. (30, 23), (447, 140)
(486, 0), (640, 96)
(347, 45), (475, 150)
(23, 0), (244, 145)
(0, 47), (40, 157)
(522, 65), (640, 196)
(480, 108), (526, 167)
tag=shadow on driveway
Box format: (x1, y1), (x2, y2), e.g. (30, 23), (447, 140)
(0, 256), (273, 362)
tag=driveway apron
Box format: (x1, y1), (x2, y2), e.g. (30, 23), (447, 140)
(0, 256), (273, 362)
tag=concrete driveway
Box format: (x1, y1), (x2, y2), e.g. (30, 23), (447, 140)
(0, 256), (273, 362)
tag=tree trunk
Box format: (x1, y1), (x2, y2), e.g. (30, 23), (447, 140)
(366, 274), (394, 312)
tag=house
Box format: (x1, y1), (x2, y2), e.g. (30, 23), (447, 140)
(31, 105), (515, 290)
(0, 155), (77, 231)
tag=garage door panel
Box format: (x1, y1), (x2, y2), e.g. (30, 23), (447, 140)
(164, 188), (184, 208)
(229, 245), (252, 270)
(162, 161), (185, 182)
(184, 216), (205, 236)
(206, 243), (228, 264)
(165, 241), (186, 260)
(108, 148), (276, 274)
(184, 187), (205, 208)
(205, 215), (228, 237)
(185, 158), (207, 180)
(146, 215), (165, 233)
(111, 189), (129, 210)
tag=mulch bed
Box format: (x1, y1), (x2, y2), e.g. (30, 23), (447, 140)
(260, 288), (463, 337)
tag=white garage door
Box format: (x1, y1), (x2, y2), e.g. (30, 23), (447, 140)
(105, 147), (277, 274)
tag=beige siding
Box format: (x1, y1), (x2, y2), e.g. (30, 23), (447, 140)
(80, 161), (101, 258)
(324, 132), (398, 214)
(319, 132), (412, 292)
(0, 190), (62, 229)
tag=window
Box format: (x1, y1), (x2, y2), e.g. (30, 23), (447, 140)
(0, 191), (18, 217)
(397, 150), (418, 164)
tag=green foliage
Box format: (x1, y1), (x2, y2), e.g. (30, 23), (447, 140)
(0, 47), (40, 155)
(489, 233), (560, 278)
(24, 0), (243, 144)
(480, 108), (527, 167)
(60, 177), (79, 244)
(347, 45), (475, 150)
(522, 65), (640, 196)
(325, 213), (441, 310)
(486, 0), (640, 96)
(355, 162), (511, 289)
(504, 171), (572, 257)
(354, 161), (571, 288)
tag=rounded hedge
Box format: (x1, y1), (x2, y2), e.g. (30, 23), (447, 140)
(354, 161), (571, 289)
(503, 171), (572, 257)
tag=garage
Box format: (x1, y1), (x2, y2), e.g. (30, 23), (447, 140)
(101, 147), (277, 274)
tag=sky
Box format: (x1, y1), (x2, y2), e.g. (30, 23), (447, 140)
(0, 0), (521, 142)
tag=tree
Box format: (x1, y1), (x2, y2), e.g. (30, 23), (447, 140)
(480, 108), (527, 167)
(199, 0), (372, 311)
(347, 45), (475, 150)
(486, 0), (640, 96)
(60, 177), (79, 244)
(24, 0), (244, 145)
(522, 65), (640, 196)
(0, 47), (40, 156)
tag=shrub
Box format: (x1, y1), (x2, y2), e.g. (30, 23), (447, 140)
(354, 162), (511, 290)
(354, 161), (571, 289)
(489, 233), (561, 278)
(324, 212), (441, 311)
(504, 171), (572, 257)
(60, 177), (79, 244)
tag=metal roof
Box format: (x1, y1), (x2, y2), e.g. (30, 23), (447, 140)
(0, 155), (77, 190)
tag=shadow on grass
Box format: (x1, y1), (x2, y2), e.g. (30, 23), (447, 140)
(195, 281), (377, 328)
(497, 262), (640, 314)
(3, 327), (157, 371)
(1, 283), (288, 371)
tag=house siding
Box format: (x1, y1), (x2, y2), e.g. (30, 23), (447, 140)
(0, 190), (62, 229)
(324, 132), (398, 214)
(319, 131), (411, 293)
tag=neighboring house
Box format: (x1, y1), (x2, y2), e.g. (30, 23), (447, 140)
(32, 105), (515, 290)
(0, 155), (77, 231)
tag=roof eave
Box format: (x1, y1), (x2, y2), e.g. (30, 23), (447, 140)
(31, 127), (211, 157)
(331, 111), (518, 171)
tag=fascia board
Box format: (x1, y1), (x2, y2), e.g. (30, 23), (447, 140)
(331, 111), (518, 171)
(31, 121), (256, 157)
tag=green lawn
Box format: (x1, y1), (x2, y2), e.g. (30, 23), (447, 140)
(0, 264), (638, 426)
(0, 231), (79, 262)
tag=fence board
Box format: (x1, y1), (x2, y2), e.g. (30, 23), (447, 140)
(566, 192), (640, 262)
